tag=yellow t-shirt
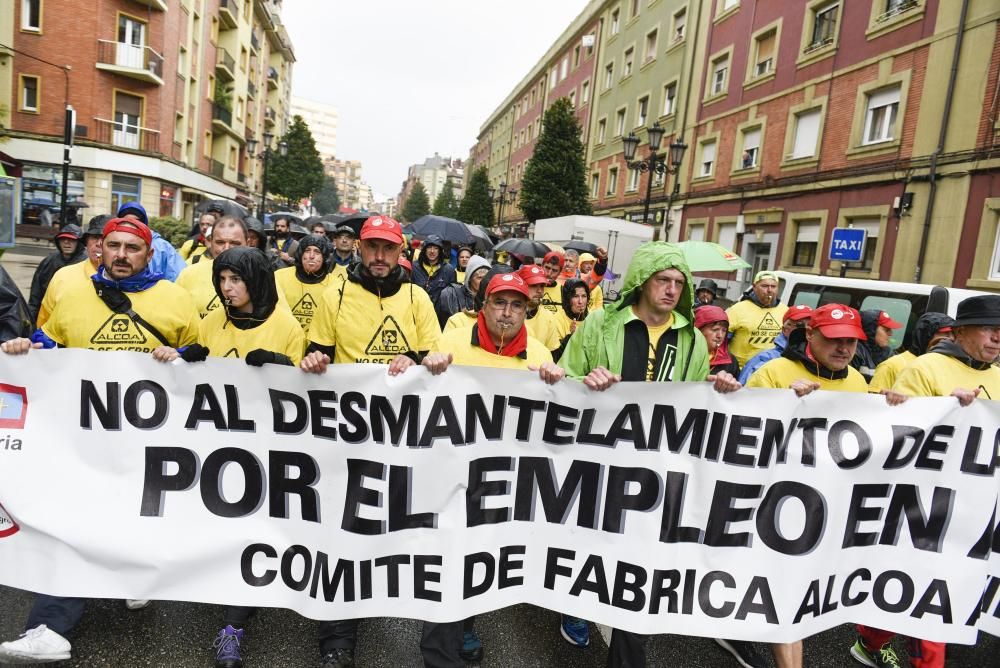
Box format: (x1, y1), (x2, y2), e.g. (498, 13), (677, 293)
(37, 259), (98, 328)
(525, 307), (562, 351)
(445, 310), (477, 331)
(434, 325), (552, 369)
(553, 311), (585, 343)
(274, 266), (336, 336)
(456, 270), (466, 285)
(746, 357), (869, 392)
(588, 284), (604, 311)
(198, 306), (305, 365)
(868, 351), (917, 394)
(331, 263), (350, 282)
(309, 279), (440, 364)
(176, 257), (220, 318)
(179, 238), (208, 263)
(643, 316), (674, 381)
(43, 279), (199, 352)
(726, 300), (789, 367)
(540, 284), (562, 314)
(892, 352), (1000, 401)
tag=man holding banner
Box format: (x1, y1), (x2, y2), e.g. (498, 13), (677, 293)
(559, 241), (740, 666)
(0, 217), (199, 665)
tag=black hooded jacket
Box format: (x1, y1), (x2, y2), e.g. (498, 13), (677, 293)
(28, 224), (85, 322)
(293, 234), (334, 284)
(851, 310), (893, 377)
(906, 312), (954, 356)
(212, 247), (279, 331)
(781, 327), (851, 380)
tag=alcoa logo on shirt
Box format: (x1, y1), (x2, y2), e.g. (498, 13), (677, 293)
(364, 315), (412, 357)
(0, 502), (18, 539)
(90, 314), (147, 345)
(292, 294), (317, 325)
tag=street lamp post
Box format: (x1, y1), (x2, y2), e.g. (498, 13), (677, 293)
(488, 181), (518, 235)
(622, 122), (687, 240)
(245, 131), (288, 217)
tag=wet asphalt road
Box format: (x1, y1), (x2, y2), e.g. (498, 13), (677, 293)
(0, 585), (997, 667)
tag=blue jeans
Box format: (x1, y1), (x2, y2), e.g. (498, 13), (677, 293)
(25, 595), (86, 637)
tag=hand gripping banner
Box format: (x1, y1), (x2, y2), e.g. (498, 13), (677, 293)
(0, 350), (998, 644)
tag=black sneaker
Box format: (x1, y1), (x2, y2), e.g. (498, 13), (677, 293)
(715, 638), (769, 668)
(320, 648), (354, 668)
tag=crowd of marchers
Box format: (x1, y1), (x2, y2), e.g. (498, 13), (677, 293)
(1, 202), (998, 668)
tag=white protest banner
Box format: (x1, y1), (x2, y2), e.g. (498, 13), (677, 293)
(0, 349), (998, 644)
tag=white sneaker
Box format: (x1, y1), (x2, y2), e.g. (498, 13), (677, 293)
(0, 624), (72, 663)
(125, 599), (151, 610)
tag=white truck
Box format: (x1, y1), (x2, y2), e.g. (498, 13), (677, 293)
(532, 215), (654, 299)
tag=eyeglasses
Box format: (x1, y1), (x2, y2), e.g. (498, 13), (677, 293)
(487, 298), (526, 313)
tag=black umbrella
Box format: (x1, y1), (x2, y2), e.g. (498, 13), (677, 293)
(563, 240), (599, 255)
(463, 224), (495, 252)
(404, 215), (475, 246)
(494, 238), (551, 258)
(336, 213), (370, 236)
(195, 199), (247, 219)
(267, 211), (302, 226)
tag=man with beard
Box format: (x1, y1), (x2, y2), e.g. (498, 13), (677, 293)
(299, 215), (452, 667)
(726, 270), (788, 367)
(275, 235), (337, 338)
(28, 223), (85, 323)
(35, 215), (111, 328)
(269, 214), (299, 268)
(437, 254), (490, 328)
(517, 264), (561, 352)
(411, 234), (457, 305)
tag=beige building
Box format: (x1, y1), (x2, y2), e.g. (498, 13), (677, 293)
(3, 0), (295, 221)
(290, 95), (338, 160)
(325, 157), (364, 210)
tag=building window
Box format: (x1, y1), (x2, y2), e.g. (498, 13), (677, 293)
(626, 167), (640, 192)
(710, 55), (729, 96)
(560, 56), (569, 80)
(569, 90), (576, 108)
(228, 146), (238, 170)
(110, 175), (141, 214)
(862, 86), (900, 145)
(878, 0), (919, 22)
(574, 45), (581, 68)
(662, 82), (677, 116)
(606, 167), (619, 195)
(722, 0), (739, 10)
(611, 8), (621, 35)
(19, 75), (39, 112)
(644, 29), (658, 64)
(790, 107), (822, 159)
(21, 0), (41, 31)
(740, 127), (761, 169)
(752, 30), (776, 78)
(581, 79), (590, 104)
(604, 62), (614, 89)
(623, 47), (634, 78)
(615, 108), (627, 136)
(159, 185), (177, 218)
(990, 219), (1000, 280)
(845, 219), (880, 271)
(203, 131), (212, 158)
(630, 0), (640, 19)
(636, 96), (649, 127)
(597, 118), (607, 143)
(549, 68), (557, 90)
(113, 91), (143, 149)
(793, 220), (820, 266)
(809, 2), (838, 50)
(700, 139), (717, 177)
(591, 173), (600, 198)
(672, 8), (687, 42)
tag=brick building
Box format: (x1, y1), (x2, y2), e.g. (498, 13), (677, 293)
(1, 0), (295, 222)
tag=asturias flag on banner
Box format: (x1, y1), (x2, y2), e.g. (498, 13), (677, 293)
(0, 384), (27, 429)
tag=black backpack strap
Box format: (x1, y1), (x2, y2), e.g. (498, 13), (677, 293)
(92, 282), (171, 347)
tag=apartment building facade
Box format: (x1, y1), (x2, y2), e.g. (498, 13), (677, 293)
(290, 95), (337, 160)
(3, 0), (295, 222)
(467, 0), (1000, 291)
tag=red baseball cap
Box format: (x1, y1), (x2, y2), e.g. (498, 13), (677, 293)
(517, 265), (549, 286)
(398, 257), (412, 272)
(101, 217), (153, 247)
(486, 273), (529, 299)
(809, 304), (867, 340)
(876, 311), (903, 329)
(360, 216), (403, 244)
(784, 304), (814, 323)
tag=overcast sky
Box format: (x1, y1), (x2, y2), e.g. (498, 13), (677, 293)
(281, 0), (589, 202)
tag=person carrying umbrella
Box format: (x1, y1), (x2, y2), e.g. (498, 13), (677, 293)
(437, 255), (490, 329)
(411, 234), (456, 305)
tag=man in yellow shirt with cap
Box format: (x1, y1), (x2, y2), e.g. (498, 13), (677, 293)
(726, 270), (788, 367)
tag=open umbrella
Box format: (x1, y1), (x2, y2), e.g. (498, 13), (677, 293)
(335, 213), (370, 236)
(676, 240), (751, 272)
(404, 215), (475, 246)
(494, 238), (551, 258)
(563, 240), (599, 255)
(463, 224), (495, 252)
(266, 211), (302, 226)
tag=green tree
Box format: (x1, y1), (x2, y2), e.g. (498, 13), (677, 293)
(519, 97), (592, 222)
(431, 180), (460, 218)
(266, 115), (325, 207)
(457, 166), (495, 229)
(312, 175), (341, 215)
(400, 181), (430, 222)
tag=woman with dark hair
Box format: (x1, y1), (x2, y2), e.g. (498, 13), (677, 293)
(553, 278), (590, 361)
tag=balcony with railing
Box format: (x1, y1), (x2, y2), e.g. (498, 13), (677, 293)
(212, 103), (244, 140)
(219, 0), (239, 29)
(93, 117), (160, 153)
(264, 106), (276, 127)
(266, 66), (279, 90)
(95, 40), (164, 85)
(215, 47), (235, 82)
(875, 0), (918, 23)
(250, 31), (261, 52)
